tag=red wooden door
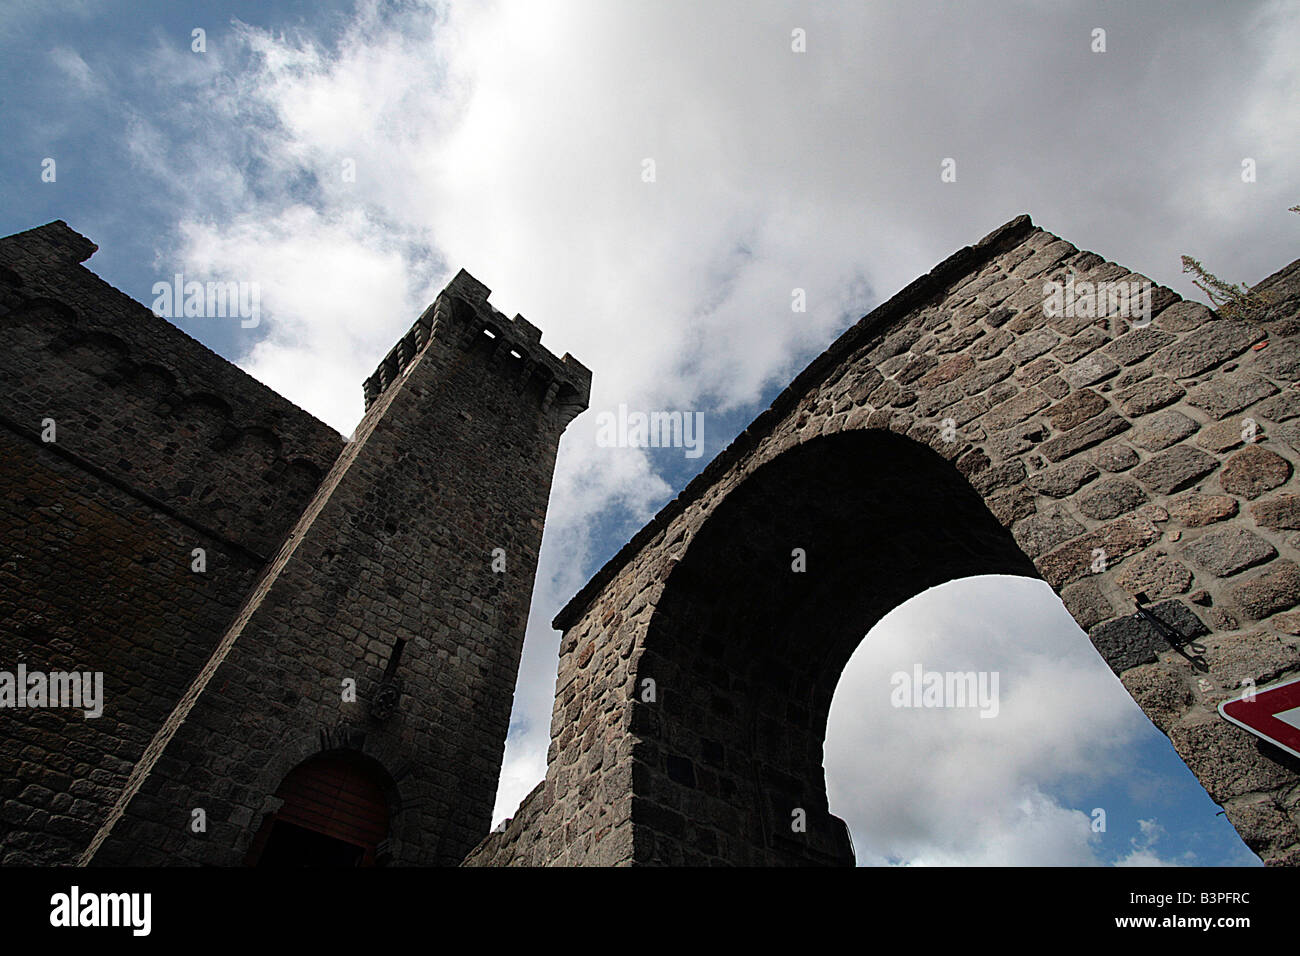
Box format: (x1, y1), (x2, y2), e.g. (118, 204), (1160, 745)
(246, 753), (389, 866)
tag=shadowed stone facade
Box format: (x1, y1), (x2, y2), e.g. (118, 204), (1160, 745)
(2, 214), (1297, 867)
(465, 215), (1300, 867)
(0, 221), (590, 866)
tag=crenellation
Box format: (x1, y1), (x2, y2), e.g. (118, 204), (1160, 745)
(4, 212), (1298, 868)
(460, 213), (1300, 867)
(0, 221), (588, 868)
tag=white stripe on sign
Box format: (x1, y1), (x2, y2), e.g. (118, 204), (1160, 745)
(1275, 706), (1300, 733)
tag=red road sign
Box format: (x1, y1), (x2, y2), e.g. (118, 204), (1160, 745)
(1219, 676), (1300, 760)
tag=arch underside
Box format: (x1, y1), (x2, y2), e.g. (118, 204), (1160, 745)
(633, 430), (1041, 865)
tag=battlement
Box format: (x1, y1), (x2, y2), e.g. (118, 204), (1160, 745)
(362, 269), (592, 417)
(0, 219), (99, 268)
(0, 221), (345, 558)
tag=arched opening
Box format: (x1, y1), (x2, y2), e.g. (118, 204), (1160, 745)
(245, 751), (391, 867)
(632, 429), (1041, 865)
(824, 575), (1259, 866)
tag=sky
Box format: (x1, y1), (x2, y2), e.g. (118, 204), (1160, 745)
(4, 0), (1295, 866)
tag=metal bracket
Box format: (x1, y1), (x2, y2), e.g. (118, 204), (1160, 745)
(1132, 592), (1208, 672)
(369, 637), (407, 722)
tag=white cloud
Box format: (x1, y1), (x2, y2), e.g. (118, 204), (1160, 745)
(827, 576), (1189, 866)
(49, 45), (95, 93)
(84, 0), (1299, 846)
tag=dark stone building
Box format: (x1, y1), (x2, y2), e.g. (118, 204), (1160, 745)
(2, 215), (1298, 867)
(0, 221), (590, 866)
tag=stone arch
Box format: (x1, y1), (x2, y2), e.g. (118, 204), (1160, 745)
(630, 429), (1042, 865)
(130, 362), (178, 399)
(465, 220), (1300, 868)
(242, 731), (410, 867)
(244, 748), (396, 866)
(231, 424), (284, 477)
(60, 329), (131, 379)
(10, 295), (75, 322)
(281, 457), (325, 496)
(175, 392), (235, 448)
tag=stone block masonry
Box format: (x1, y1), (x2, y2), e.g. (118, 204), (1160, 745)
(79, 269), (590, 866)
(465, 214), (1300, 867)
(0, 221), (589, 866)
(4, 213), (1298, 867)
(0, 222), (342, 865)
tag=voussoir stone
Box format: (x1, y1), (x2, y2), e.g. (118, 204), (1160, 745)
(1041, 411), (1130, 462)
(1038, 515), (1158, 589)
(1013, 507), (1087, 559)
(1181, 526), (1277, 578)
(1151, 320), (1264, 378)
(1116, 376), (1185, 417)
(1250, 493), (1300, 531)
(1218, 445), (1293, 499)
(1043, 389), (1108, 431)
(1059, 577), (1114, 630)
(1027, 459), (1099, 497)
(1129, 408), (1199, 451)
(1167, 491), (1239, 527)
(1130, 444), (1219, 494)
(987, 419), (1050, 459)
(1077, 477), (1150, 521)
(1088, 598), (1205, 674)
(1120, 663), (1195, 733)
(1170, 715), (1297, 804)
(986, 486), (1037, 525)
(1228, 561), (1300, 621)
(969, 459), (1027, 495)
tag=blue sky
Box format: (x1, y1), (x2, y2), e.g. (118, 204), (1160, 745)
(5, 0), (1296, 865)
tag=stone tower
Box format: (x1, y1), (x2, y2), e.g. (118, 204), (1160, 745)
(75, 268), (591, 865)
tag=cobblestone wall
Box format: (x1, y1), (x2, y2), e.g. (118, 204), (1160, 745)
(80, 271), (590, 866)
(466, 214), (1300, 866)
(0, 222), (342, 865)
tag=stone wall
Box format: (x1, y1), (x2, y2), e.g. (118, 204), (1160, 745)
(80, 271), (590, 866)
(466, 214), (1300, 866)
(0, 222), (342, 865)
